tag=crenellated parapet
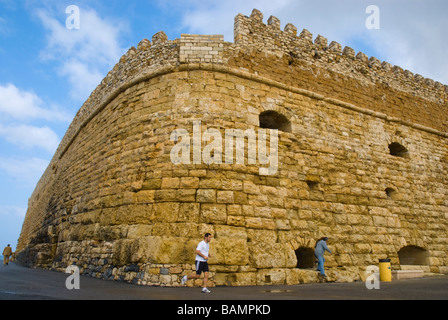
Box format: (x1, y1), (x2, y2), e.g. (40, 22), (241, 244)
(233, 9), (447, 103)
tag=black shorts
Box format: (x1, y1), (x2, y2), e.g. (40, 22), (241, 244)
(195, 261), (209, 275)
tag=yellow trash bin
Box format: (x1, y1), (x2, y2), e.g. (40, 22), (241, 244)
(379, 259), (392, 282)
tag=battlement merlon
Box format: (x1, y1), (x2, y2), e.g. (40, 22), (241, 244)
(180, 34), (224, 64)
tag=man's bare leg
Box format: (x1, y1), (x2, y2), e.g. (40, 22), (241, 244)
(203, 272), (209, 288)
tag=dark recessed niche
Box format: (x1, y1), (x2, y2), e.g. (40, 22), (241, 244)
(398, 246), (429, 265)
(385, 187), (397, 199)
(388, 142), (409, 158)
(259, 110), (292, 133)
(295, 247), (315, 269)
(306, 180), (319, 190)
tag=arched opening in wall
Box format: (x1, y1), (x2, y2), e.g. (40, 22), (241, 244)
(259, 111), (292, 133)
(295, 247), (315, 269)
(306, 180), (319, 191)
(385, 187), (398, 200)
(388, 142), (409, 158)
(398, 246), (429, 265)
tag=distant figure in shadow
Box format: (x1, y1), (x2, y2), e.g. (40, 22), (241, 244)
(3, 244), (13, 266)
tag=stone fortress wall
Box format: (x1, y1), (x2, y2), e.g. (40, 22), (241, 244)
(16, 9), (448, 286)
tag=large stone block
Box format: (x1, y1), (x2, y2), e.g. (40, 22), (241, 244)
(117, 236), (198, 265)
(249, 243), (297, 268)
(210, 239), (249, 265)
(200, 204), (227, 223)
(151, 202), (179, 222)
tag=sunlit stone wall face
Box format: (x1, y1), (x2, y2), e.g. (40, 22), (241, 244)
(16, 9), (448, 286)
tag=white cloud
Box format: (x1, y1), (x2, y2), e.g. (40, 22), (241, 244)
(365, 1), (448, 84)
(0, 157), (49, 188)
(0, 124), (60, 153)
(0, 83), (67, 153)
(0, 83), (70, 122)
(59, 60), (104, 100)
(37, 7), (127, 100)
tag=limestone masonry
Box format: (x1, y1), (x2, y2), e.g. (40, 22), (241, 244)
(17, 9), (448, 286)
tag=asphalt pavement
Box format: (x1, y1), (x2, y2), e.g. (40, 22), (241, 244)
(1, 262), (447, 301)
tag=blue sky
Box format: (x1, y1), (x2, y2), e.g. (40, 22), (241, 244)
(1, 0), (447, 252)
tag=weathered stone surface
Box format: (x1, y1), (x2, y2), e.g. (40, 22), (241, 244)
(15, 8), (448, 287)
(249, 243), (297, 269)
(211, 239), (250, 265)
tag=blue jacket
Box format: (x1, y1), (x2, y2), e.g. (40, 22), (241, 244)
(315, 240), (331, 256)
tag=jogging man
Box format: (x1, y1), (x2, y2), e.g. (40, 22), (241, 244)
(181, 233), (212, 293)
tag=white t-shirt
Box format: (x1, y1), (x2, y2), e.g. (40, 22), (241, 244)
(195, 240), (209, 262)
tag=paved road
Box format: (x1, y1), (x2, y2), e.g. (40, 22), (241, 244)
(1, 262), (447, 301)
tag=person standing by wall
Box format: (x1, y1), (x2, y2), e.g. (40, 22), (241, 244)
(2, 244), (13, 266)
(314, 237), (332, 278)
(181, 233), (213, 293)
